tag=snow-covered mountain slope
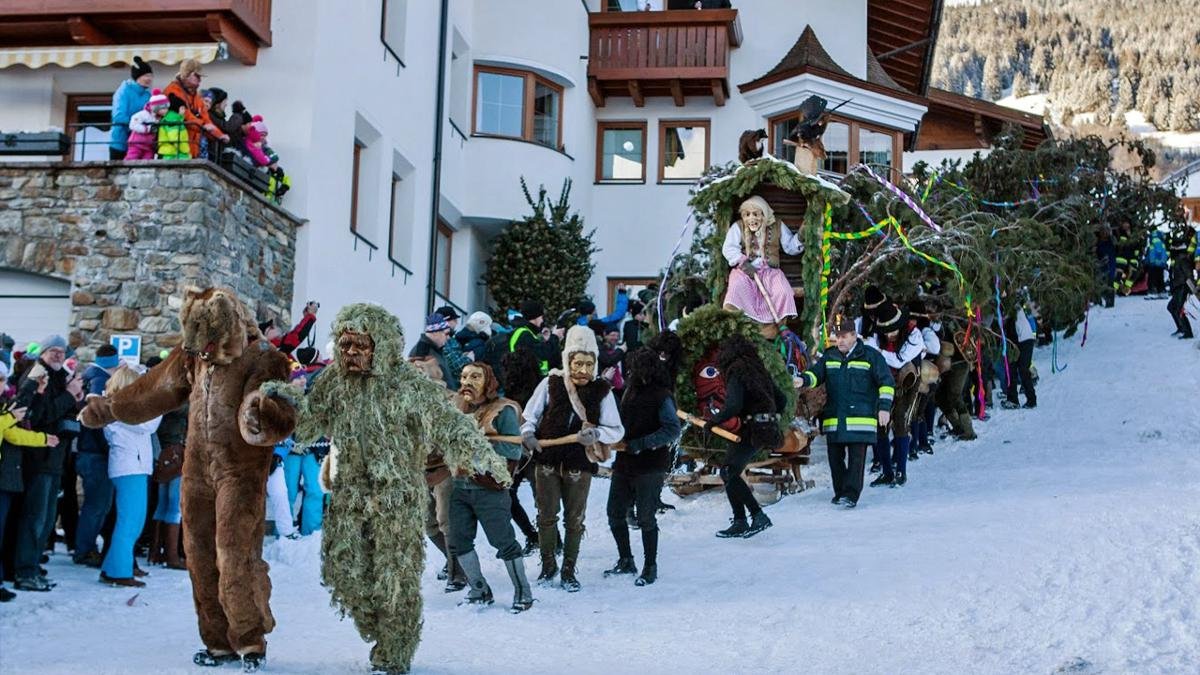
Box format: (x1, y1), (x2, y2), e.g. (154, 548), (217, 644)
(2, 296), (1199, 674)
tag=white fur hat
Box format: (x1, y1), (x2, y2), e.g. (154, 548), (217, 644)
(465, 311), (493, 337)
(561, 325), (599, 378)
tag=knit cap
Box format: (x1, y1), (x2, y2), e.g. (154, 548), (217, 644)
(147, 88), (169, 110)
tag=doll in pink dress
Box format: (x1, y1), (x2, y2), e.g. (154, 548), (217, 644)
(721, 195), (803, 324)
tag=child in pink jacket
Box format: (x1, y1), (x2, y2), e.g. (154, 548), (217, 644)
(125, 89), (169, 160)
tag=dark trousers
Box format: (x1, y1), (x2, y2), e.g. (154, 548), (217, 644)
(508, 460), (537, 541)
(0, 492), (10, 581)
(1003, 339), (1037, 406)
(15, 472), (57, 579)
(606, 470), (664, 563)
(74, 452), (114, 560)
(1168, 288), (1194, 337)
(828, 443), (868, 503)
(1146, 266), (1167, 295)
(873, 427), (907, 479)
(57, 453), (78, 553)
(720, 444), (761, 520)
(448, 483), (522, 561)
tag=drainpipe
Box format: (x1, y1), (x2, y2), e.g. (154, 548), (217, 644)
(425, 0), (451, 314)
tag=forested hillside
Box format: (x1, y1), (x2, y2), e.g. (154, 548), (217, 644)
(931, 0), (1200, 132)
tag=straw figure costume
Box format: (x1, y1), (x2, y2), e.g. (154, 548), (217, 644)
(721, 196), (803, 326)
(80, 287), (297, 671)
(293, 304), (509, 675)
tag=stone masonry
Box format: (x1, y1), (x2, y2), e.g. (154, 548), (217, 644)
(0, 161), (303, 362)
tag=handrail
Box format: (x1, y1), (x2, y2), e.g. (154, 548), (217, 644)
(588, 8), (740, 45)
(587, 8), (740, 79)
(433, 290), (468, 318)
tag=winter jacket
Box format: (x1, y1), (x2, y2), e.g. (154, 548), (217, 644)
(507, 320), (560, 375)
(16, 359), (79, 475)
(157, 110), (190, 159)
(110, 79), (151, 152)
(455, 328), (490, 363)
(271, 313), (316, 355)
(577, 290), (630, 332)
(1145, 232), (1169, 267)
(78, 364), (113, 455)
(623, 319), (644, 350)
(1, 412), (51, 449)
(409, 335), (457, 390)
(800, 340), (896, 444)
(1096, 239), (1117, 280)
(209, 106), (248, 151)
(1170, 255), (1195, 291)
(615, 388), (680, 475)
(164, 77), (225, 158)
(104, 417), (162, 479)
(442, 335), (473, 381)
(864, 325), (926, 372)
(82, 363), (112, 397)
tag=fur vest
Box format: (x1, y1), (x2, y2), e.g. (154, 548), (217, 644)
(454, 396), (521, 489)
(615, 385), (672, 475)
(535, 375), (610, 473)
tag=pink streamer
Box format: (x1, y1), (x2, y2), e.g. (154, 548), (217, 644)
(854, 163), (943, 233)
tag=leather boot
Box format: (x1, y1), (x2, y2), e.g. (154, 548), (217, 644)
(636, 528), (658, 586)
(454, 551), (493, 605)
(444, 553), (467, 593)
(504, 557), (534, 613)
(163, 523), (186, 570)
(536, 554), (558, 585)
(429, 531), (450, 580)
(559, 558), (581, 593)
(147, 521), (165, 565)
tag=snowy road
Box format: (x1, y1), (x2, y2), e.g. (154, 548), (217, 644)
(2, 298), (1199, 674)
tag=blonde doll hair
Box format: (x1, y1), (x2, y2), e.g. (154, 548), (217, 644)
(104, 364), (140, 396)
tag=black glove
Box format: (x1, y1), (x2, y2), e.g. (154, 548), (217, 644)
(703, 419), (716, 433)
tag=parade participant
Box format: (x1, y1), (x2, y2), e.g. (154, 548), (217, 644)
(606, 348), (681, 586)
(1168, 233), (1195, 339)
(721, 196), (803, 325)
(1002, 296), (1039, 409)
(798, 315), (894, 508)
(933, 322), (978, 441)
(292, 304), (506, 675)
(704, 334), (787, 538)
(448, 363), (534, 612)
(864, 302), (925, 487)
(908, 299), (943, 455)
(80, 288), (297, 672)
(521, 325), (624, 592)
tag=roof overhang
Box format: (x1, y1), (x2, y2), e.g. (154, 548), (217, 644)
(742, 71), (928, 132)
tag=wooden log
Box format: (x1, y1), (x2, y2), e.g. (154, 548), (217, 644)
(675, 409), (741, 443)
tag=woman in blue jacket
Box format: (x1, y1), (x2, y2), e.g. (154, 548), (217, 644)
(109, 57), (154, 159)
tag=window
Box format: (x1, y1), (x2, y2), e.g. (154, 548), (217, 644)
(859, 127), (893, 172)
(434, 221), (453, 298)
(350, 141), (364, 235)
(448, 29), (470, 130)
(597, 121), (647, 183)
(607, 277), (658, 315)
(388, 150), (417, 274)
(65, 95), (112, 162)
(472, 65), (564, 149)
(658, 120), (710, 183)
(768, 111), (901, 178)
(381, 0), (407, 66)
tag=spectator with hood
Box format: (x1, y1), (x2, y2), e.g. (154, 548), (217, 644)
(110, 56), (153, 160)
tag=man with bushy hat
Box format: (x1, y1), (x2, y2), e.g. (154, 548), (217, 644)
(798, 315), (894, 507)
(863, 302), (925, 487)
(520, 325), (624, 592)
(11, 335), (82, 591)
(408, 312), (458, 390)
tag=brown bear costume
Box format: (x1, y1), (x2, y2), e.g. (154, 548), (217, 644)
(81, 287), (297, 668)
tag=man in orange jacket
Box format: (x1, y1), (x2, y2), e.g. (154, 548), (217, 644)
(163, 58), (227, 159)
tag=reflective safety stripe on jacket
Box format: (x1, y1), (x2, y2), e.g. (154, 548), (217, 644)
(508, 325), (549, 374)
(800, 341), (896, 444)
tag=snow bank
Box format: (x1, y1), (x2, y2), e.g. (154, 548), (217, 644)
(2, 297), (1199, 674)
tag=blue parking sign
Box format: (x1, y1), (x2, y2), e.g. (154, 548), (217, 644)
(111, 334), (142, 365)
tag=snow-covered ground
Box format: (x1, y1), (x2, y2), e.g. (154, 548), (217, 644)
(2, 297), (1199, 674)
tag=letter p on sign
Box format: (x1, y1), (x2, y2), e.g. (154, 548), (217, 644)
(111, 334), (142, 366)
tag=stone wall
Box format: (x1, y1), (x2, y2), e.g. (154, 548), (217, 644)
(0, 161), (303, 361)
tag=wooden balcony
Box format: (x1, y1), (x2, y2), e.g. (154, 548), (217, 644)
(588, 9), (742, 107)
(0, 0), (272, 65)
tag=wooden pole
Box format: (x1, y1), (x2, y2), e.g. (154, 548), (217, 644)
(675, 409), (741, 443)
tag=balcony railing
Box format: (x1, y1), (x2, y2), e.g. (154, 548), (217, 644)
(588, 9), (741, 107)
(0, 0), (272, 64)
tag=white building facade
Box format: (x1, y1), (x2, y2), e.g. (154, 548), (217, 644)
(1, 0), (1037, 348)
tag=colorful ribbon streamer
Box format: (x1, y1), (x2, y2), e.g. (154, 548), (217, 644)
(994, 271), (1011, 388)
(1051, 331), (1067, 373)
(655, 212), (695, 332)
(853, 163), (942, 232)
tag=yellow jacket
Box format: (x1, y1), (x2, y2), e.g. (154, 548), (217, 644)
(1, 412), (50, 455)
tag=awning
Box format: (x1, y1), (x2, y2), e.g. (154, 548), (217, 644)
(0, 43), (224, 70)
